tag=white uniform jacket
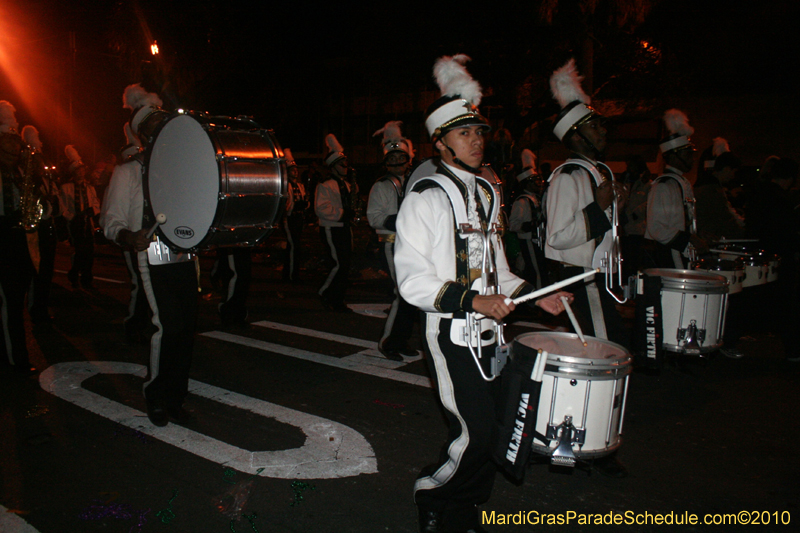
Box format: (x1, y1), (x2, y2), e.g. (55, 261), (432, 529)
(315, 177), (348, 228)
(544, 158), (613, 269)
(644, 167), (693, 253)
(395, 164), (529, 317)
(367, 174), (403, 236)
(100, 159), (144, 242)
(60, 181), (100, 221)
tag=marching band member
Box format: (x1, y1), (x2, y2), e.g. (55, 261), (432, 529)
(644, 109), (708, 268)
(0, 100), (37, 375)
(509, 149), (548, 288)
(61, 145), (100, 289)
(100, 84), (198, 427)
(116, 123), (151, 344)
(282, 148), (307, 282)
(367, 121), (417, 361)
(395, 55), (570, 533)
(545, 59), (629, 350)
(315, 133), (354, 312)
(22, 126), (58, 323)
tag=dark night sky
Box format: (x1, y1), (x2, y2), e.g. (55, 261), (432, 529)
(2, 0), (798, 163)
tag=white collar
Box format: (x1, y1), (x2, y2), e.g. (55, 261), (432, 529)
(442, 162), (476, 192)
(664, 165), (685, 178)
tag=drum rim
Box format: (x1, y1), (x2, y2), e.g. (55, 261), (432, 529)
(513, 331), (632, 378)
(644, 268), (729, 293)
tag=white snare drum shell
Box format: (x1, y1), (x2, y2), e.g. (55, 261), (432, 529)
(514, 332), (631, 459)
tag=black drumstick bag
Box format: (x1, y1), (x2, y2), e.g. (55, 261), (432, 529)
(493, 341), (546, 481)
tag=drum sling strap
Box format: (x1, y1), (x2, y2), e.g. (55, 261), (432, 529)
(633, 272), (664, 369)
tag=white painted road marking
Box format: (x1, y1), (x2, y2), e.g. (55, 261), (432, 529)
(347, 303), (389, 318)
(202, 331), (432, 389)
(0, 505), (42, 532)
(39, 362), (377, 479)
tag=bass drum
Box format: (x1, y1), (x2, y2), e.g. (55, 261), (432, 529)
(144, 112), (287, 251)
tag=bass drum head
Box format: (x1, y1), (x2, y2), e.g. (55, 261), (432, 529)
(146, 114), (220, 250)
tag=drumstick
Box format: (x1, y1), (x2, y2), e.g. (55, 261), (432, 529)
(709, 248), (748, 256)
(561, 296), (587, 347)
(146, 213), (167, 239)
(505, 268), (599, 307)
(473, 269), (598, 320)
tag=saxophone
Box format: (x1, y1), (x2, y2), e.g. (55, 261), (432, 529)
(18, 144), (44, 232)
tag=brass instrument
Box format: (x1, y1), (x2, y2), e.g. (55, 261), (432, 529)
(18, 145), (44, 232)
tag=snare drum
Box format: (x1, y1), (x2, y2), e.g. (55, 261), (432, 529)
(145, 112), (287, 251)
(715, 244), (770, 287)
(645, 269), (729, 354)
(691, 257), (745, 294)
(752, 251), (780, 282)
(512, 332), (631, 461)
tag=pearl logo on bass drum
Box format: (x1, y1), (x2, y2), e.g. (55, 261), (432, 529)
(174, 226), (194, 239)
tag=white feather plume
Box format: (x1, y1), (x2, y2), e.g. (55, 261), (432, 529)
(0, 100), (19, 131)
(712, 137), (730, 157)
(22, 126), (42, 151)
(663, 109), (694, 137)
(325, 133), (344, 154)
(521, 149), (537, 171)
(550, 59), (590, 109)
(123, 83), (162, 111)
(433, 54), (482, 105)
(64, 144), (82, 164)
(373, 120), (403, 140)
(284, 147), (296, 166)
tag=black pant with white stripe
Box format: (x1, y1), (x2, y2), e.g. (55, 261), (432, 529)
(380, 241), (416, 352)
(318, 225), (351, 306)
(414, 315), (499, 530)
(140, 259), (198, 408)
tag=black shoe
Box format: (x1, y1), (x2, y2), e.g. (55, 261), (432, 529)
(378, 342), (404, 362)
(418, 508), (443, 533)
(167, 405), (193, 424)
(146, 403), (169, 427)
(320, 295), (335, 311)
(591, 455), (628, 478)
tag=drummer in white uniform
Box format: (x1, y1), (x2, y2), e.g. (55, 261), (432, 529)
(101, 84), (198, 428)
(395, 54), (570, 533)
(544, 59), (629, 350)
(644, 109), (709, 269)
(367, 121), (417, 361)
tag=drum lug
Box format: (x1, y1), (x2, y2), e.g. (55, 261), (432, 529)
(546, 415), (585, 467)
(678, 319), (706, 353)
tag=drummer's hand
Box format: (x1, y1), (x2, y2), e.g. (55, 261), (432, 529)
(536, 291), (573, 316)
(689, 234), (709, 255)
(472, 294), (515, 321)
(125, 228), (151, 252)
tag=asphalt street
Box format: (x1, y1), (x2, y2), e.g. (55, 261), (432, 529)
(1, 226), (799, 533)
